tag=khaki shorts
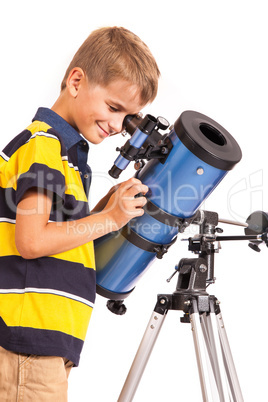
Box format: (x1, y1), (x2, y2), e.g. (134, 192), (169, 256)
(0, 346), (73, 401)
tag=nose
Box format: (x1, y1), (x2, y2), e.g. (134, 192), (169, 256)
(109, 115), (124, 135)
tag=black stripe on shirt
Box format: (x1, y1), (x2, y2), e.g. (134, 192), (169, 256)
(0, 256), (96, 304)
(0, 319), (83, 366)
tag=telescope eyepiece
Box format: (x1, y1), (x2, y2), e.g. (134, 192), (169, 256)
(123, 114), (143, 135)
(108, 164), (123, 179)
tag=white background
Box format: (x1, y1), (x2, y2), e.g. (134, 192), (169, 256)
(1, 1), (268, 401)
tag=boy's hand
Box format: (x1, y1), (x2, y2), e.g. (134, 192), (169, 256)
(102, 178), (148, 230)
(15, 178), (148, 259)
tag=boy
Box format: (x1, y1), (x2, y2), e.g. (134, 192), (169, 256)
(0, 26), (160, 400)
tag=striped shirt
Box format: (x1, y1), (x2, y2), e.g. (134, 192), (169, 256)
(0, 109), (95, 366)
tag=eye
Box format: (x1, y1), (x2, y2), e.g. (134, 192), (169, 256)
(109, 105), (119, 112)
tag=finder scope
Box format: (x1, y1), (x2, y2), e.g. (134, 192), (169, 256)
(108, 113), (170, 178)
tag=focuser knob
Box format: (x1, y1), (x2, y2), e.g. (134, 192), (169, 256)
(156, 116), (169, 131)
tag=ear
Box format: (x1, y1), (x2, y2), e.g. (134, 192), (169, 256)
(66, 68), (86, 98)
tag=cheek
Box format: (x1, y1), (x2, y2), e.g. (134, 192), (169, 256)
(75, 93), (95, 122)
(77, 105), (94, 127)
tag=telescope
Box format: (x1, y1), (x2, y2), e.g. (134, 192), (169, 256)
(94, 110), (243, 311)
(94, 111), (268, 400)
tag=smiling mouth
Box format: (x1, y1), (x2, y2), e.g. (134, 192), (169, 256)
(97, 124), (110, 137)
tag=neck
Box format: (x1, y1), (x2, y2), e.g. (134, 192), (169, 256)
(51, 90), (75, 129)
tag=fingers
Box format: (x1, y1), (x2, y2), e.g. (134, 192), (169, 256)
(102, 178), (149, 229)
(118, 178), (148, 213)
(125, 193), (147, 211)
(132, 196), (147, 216)
(119, 178), (149, 198)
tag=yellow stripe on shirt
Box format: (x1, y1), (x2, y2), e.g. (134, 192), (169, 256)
(50, 240), (95, 270)
(0, 222), (20, 256)
(0, 292), (92, 340)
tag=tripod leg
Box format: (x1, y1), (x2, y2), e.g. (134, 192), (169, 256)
(216, 311), (244, 402)
(202, 310), (231, 401)
(118, 310), (167, 402)
(200, 313), (227, 397)
(190, 300), (219, 401)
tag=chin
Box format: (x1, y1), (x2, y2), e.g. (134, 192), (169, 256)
(93, 138), (105, 145)
(81, 130), (104, 144)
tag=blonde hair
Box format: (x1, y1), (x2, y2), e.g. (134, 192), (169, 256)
(61, 26), (160, 104)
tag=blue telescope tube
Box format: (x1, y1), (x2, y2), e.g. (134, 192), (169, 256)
(95, 111), (242, 300)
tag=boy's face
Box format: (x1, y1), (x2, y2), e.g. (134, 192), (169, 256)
(64, 70), (145, 144)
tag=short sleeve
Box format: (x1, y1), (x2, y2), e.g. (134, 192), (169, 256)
(14, 131), (66, 205)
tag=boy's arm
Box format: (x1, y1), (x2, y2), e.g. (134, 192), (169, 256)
(15, 178), (148, 259)
(91, 184), (119, 213)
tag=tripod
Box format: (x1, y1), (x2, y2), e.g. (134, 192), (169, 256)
(118, 211), (246, 402)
